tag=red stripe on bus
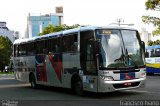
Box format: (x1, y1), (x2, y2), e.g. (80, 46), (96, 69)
(48, 54), (62, 82)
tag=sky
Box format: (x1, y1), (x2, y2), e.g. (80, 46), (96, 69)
(0, 0), (159, 38)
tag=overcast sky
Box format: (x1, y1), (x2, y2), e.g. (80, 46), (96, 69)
(0, 0), (158, 38)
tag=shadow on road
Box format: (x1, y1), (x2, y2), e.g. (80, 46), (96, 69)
(22, 84), (143, 99)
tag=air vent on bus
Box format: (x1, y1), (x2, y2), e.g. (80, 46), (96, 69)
(113, 70), (140, 73)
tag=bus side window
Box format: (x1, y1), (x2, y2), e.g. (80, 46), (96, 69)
(27, 42), (35, 56)
(145, 50), (149, 58)
(14, 45), (19, 57)
(155, 48), (160, 57)
(48, 37), (60, 53)
(150, 49), (155, 57)
(19, 44), (26, 56)
(63, 33), (78, 52)
(36, 40), (45, 54)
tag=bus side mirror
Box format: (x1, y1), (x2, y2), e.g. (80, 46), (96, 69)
(141, 41), (145, 52)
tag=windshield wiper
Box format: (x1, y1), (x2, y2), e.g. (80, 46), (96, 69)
(125, 49), (138, 68)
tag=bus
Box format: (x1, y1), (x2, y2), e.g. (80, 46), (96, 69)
(13, 26), (146, 95)
(145, 45), (160, 74)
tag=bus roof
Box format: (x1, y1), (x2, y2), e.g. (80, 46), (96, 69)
(146, 45), (160, 50)
(62, 26), (137, 34)
(13, 38), (30, 44)
(13, 26), (137, 45)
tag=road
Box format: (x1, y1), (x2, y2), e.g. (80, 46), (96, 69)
(0, 74), (160, 106)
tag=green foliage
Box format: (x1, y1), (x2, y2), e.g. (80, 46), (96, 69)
(148, 40), (153, 46)
(0, 71), (14, 74)
(39, 24), (80, 36)
(145, 0), (160, 10)
(0, 36), (12, 70)
(147, 40), (160, 46)
(142, 16), (160, 36)
(142, 0), (160, 36)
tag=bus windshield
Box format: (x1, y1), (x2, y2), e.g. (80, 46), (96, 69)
(96, 29), (144, 69)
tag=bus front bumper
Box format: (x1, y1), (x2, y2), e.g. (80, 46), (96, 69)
(98, 78), (146, 93)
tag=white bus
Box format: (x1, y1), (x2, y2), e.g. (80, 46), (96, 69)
(13, 26), (146, 95)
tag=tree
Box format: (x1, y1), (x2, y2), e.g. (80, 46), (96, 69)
(142, 0), (160, 36)
(148, 40), (153, 46)
(0, 36), (12, 70)
(39, 24), (80, 36)
(147, 39), (160, 46)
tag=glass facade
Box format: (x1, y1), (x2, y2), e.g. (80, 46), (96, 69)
(51, 16), (59, 26)
(31, 21), (40, 37)
(29, 14), (62, 38)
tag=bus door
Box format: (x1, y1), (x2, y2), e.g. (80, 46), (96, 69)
(80, 30), (98, 92)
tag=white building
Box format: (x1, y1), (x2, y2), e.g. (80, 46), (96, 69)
(0, 22), (15, 43)
(140, 28), (152, 46)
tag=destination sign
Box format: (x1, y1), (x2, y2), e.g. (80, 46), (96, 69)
(97, 30), (112, 35)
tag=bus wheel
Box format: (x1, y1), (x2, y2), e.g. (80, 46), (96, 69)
(74, 78), (84, 96)
(30, 75), (37, 89)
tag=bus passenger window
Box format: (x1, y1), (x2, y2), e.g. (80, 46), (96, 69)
(19, 44), (26, 56)
(63, 33), (78, 52)
(48, 37), (60, 53)
(145, 51), (149, 58)
(14, 45), (19, 57)
(155, 48), (160, 57)
(27, 42), (35, 55)
(36, 41), (45, 54)
(150, 49), (155, 57)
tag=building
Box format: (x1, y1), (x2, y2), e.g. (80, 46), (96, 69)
(0, 22), (15, 43)
(26, 11), (63, 38)
(140, 28), (152, 46)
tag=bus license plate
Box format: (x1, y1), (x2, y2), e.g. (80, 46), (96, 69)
(124, 82), (131, 86)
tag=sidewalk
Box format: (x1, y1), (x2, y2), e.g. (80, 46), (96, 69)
(0, 74), (15, 79)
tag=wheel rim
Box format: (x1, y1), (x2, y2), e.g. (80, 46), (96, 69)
(31, 80), (35, 88)
(31, 76), (36, 88)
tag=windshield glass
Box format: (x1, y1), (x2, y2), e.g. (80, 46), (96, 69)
(96, 29), (144, 69)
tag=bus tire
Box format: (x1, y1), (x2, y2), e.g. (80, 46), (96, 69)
(30, 74), (37, 89)
(73, 78), (84, 96)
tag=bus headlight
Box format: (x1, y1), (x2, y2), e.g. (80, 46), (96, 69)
(100, 76), (113, 81)
(141, 73), (146, 78)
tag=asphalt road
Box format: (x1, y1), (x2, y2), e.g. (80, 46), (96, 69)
(0, 74), (160, 106)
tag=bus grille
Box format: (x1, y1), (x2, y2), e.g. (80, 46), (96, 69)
(113, 82), (140, 89)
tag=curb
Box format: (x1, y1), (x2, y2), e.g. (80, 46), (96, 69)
(0, 74), (15, 79)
